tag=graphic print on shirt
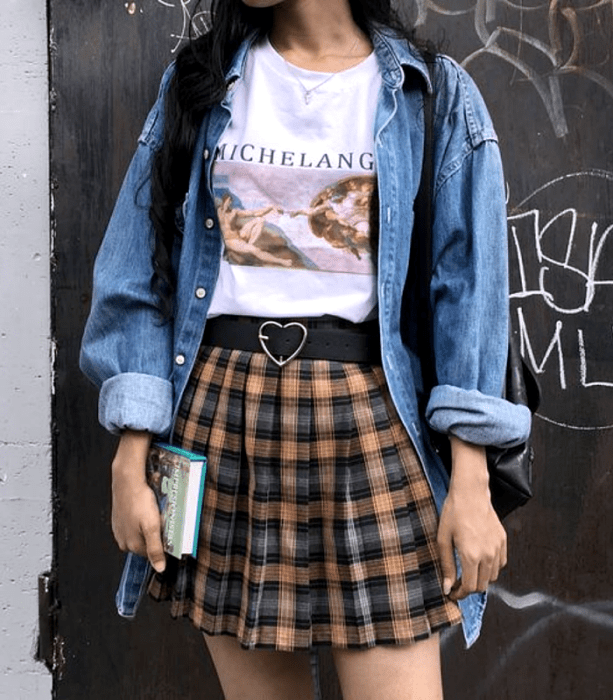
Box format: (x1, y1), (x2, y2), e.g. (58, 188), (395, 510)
(213, 162), (376, 276)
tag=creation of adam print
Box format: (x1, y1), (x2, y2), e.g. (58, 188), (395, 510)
(214, 173), (376, 275)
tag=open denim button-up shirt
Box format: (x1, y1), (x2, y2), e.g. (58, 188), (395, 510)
(81, 28), (531, 647)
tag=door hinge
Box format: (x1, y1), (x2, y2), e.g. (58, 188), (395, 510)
(37, 571), (66, 677)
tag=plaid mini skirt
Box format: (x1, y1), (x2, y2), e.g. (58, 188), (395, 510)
(148, 341), (461, 651)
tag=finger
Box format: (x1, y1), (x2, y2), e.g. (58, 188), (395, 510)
(437, 532), (457, 596)
(488, 551), (502, 584)
(451, 557), (478, 600)
(500, 533), (508, 570)
(111, 522), (125, 550)
(142, 522), (166, 573)
(112, 522), (146, 556)
(486, 536), (506, 585)
(476, 559), (494, 592)
(127, 540), (148, 558)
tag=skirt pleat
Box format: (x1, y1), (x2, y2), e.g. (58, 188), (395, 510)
(149, 343), (461, 650)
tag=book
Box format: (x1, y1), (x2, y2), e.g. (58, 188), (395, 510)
(145, 443), (207, 559)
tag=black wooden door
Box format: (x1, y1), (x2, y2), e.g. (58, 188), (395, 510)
(51, 2), (613, 698)
(50, 2), (223, 697)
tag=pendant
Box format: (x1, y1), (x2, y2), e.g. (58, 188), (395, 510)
(304, 90), (312, 104)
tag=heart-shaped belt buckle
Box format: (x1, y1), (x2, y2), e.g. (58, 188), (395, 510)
(258, 321), (308, 367)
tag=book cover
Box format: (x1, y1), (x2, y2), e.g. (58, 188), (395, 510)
(145, 443), (207, 559)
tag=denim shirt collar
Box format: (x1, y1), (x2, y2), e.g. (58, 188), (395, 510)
(223, 26), (433, 95)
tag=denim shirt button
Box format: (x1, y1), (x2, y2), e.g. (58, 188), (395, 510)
(204, 218), (215, 229)
(203, 148), (210, 160)
(175, 354), (186, 366)
(195, 287), (206, 299)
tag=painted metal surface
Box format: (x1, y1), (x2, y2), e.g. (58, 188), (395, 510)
(0, 1), (52, 698)
(50, 1), (613, 698)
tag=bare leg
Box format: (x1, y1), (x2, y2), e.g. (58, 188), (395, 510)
(203, 633), (315, 700)
(332, 634), (443, 700)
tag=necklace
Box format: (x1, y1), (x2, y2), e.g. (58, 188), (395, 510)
(288, 67), (337, 104)
(270, 36), (361, 104)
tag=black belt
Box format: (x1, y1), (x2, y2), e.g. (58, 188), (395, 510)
(202, 315), (381, 367)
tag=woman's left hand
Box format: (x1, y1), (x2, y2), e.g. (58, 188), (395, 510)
(437, 436), (507, 601)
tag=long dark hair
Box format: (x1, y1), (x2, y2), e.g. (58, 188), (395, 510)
(150, 0), (418, 319)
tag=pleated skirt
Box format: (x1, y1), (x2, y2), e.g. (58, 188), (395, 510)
(148, 342), (461, 650)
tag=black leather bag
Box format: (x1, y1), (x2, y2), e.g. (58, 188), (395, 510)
(485, 335), (540, 517)
(413, 56), (540, 519)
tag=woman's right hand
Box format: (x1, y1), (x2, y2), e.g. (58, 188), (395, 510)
(111, 430), (166, 573)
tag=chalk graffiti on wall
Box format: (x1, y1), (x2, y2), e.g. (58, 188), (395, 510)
(508, 170), (613, 429)
(417, 0), (613, 138)
(154, 1), (613, 137)
(154, 0), (211, 54)
(441, 583), (613, 696)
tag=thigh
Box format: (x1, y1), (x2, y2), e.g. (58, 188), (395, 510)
(331, 635), (443, 700)
(203, 633), (315, 700)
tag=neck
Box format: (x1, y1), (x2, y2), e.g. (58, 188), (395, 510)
(269, 0), (371, 71)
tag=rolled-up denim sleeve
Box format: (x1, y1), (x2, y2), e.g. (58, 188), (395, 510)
(99, 373), (173, 436)
(424, 62), (531, 448)
(426, 386), (531, 448)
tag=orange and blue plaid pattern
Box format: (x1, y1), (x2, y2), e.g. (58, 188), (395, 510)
(149, 344), (461, 650)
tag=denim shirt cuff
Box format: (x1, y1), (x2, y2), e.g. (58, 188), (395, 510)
(425, 385), (532, 448)
(99, 372), (173, 436)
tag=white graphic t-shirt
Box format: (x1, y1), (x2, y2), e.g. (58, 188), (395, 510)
(207, 37), (382, 322)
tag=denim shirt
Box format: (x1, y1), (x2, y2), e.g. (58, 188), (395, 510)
(81, 29), (531, 647)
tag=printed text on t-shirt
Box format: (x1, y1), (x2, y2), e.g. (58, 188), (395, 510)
(215, 143), (374, 171)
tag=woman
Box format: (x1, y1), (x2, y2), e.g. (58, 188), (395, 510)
(80, 1), (531, 698)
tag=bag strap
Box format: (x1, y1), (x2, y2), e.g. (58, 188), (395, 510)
(413, 53), (438, 394)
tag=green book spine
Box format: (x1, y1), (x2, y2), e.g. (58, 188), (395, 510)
(147, 443), (206, 559)
(163, 456), (189, 557)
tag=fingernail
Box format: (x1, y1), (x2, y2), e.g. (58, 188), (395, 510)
(443, 579), (452, 596)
